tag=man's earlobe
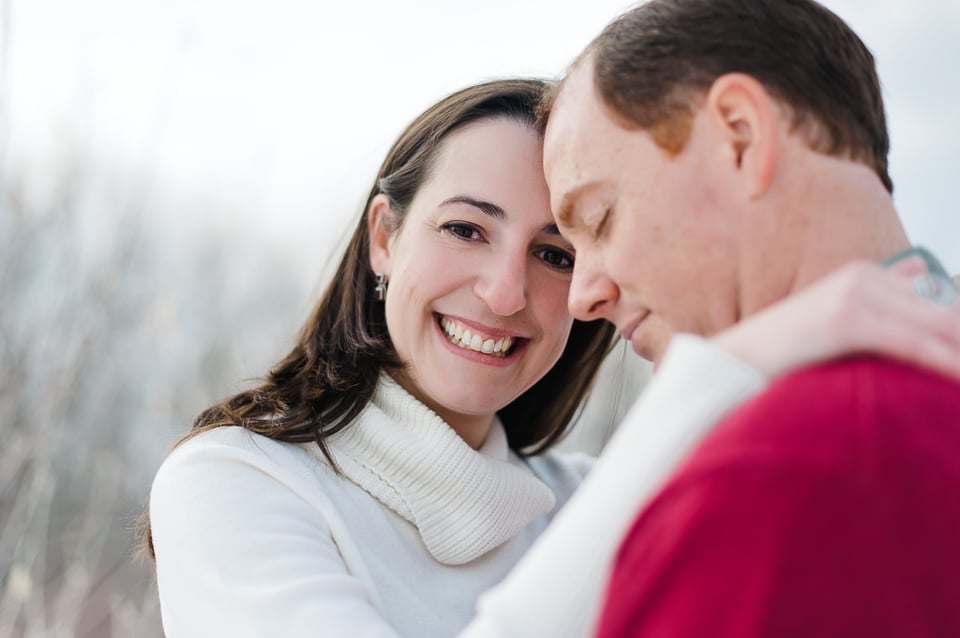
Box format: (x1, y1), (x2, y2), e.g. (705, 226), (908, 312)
(707, 73), (778, 198)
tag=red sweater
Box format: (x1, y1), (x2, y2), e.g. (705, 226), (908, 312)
(597, 357), (960, 638)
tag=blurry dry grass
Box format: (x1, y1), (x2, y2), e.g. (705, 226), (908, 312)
(0, 153), (305, 636)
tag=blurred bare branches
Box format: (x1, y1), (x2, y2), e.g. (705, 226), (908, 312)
(0, 147), (305, 636)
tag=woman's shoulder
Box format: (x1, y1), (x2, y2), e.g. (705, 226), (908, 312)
(161, 425), (309, 467)
(152, 426), (334, 502)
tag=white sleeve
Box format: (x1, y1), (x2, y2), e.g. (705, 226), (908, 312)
(459, 334), (767, 638)
(150, 433), (403, 638)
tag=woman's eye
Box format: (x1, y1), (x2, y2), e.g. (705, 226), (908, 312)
(442, 222), (483, 241)
(537, 247), (575, 271)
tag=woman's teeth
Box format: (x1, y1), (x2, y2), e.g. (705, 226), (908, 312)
(439, 316), (515, 357)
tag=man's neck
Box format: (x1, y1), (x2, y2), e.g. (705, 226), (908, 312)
(740, 155), (910, 316)
(791, 157), (909, 290)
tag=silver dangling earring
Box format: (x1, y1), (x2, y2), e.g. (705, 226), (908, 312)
(374, 273), (387, 301)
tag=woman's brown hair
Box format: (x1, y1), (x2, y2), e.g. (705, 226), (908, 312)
(141, 78), (616, 557)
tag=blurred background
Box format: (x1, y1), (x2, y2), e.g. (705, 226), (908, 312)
(1, 0), (958, 635)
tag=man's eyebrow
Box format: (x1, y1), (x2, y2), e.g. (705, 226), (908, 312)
(439, 195), (505, 219)
(554, 185), (587, 228)
(555, 198), (575, 227)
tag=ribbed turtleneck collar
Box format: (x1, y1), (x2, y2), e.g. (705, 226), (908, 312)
(301, 375), (556, 565)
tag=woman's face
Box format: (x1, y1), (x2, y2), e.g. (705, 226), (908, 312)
(369, 117), (575, 444)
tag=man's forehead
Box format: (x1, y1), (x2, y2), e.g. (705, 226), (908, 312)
(543, 129), (582, 228)
(544, 63), (594, 159)
(543, 63), (603, 226)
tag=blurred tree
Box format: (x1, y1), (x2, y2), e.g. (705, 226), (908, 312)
(0, 150), (304, 636)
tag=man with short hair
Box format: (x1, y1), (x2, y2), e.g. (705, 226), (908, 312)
(540, 0), (960, 635)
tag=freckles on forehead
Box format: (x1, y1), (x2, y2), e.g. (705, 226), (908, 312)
(542, 63), (610, 229)
(543, 160), (579, 230)
(542, 113), (571, 199)
(543, 108), (586, 228)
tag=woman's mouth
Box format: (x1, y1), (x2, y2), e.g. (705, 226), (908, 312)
(437, 315), (518, 357)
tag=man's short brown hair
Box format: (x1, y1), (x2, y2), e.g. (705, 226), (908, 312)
(548, 0), (892, 192)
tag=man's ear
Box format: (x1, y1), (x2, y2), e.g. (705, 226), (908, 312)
(367, 193), (394, 276)
(703, 73), (779, 199)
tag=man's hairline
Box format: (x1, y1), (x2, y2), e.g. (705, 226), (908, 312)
(544, 55), (876, 175)
(540, 50), (702, 163)
(536, 46), (594, 137)
(540, 53), (690, 231)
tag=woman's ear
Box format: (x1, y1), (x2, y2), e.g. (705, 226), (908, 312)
(367, 193), (394, 275)
(704, 73), (779, 199)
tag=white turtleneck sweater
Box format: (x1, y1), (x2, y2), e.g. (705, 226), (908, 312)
(150, 335), (765, 637)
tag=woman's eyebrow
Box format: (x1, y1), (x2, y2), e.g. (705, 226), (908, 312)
(543, 224), (575, 252)
(439, 195), (505, 220)
(439, 197), (569, 247)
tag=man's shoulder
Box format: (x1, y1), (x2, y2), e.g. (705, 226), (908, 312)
(677, 356), (960, 476)
(759, 354), (960, 412)
(603, 358), (960, 638)
(737, 355), (960, 440)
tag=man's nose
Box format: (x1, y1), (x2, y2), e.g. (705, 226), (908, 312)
(475, 251), (527, 316)
(568, 255), (618, 321)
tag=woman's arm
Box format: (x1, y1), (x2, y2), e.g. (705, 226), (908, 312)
(462, 335), (766, 637)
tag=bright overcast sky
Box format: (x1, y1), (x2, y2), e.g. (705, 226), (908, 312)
(3, 0), (959, 274)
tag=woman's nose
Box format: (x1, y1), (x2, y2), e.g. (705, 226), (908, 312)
(474, 251), (527, 316)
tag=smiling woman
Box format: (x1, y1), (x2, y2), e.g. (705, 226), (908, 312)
(143, 78), (619, 637)
(367, 117), (577, 448)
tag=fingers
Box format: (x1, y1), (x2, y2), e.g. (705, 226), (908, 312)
(869, 269), (960, 378)
(826, 262), (960, 380)
(854, 301), (960, 381)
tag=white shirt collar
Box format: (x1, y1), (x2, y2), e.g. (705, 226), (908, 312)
(303, 375), (555, 565)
